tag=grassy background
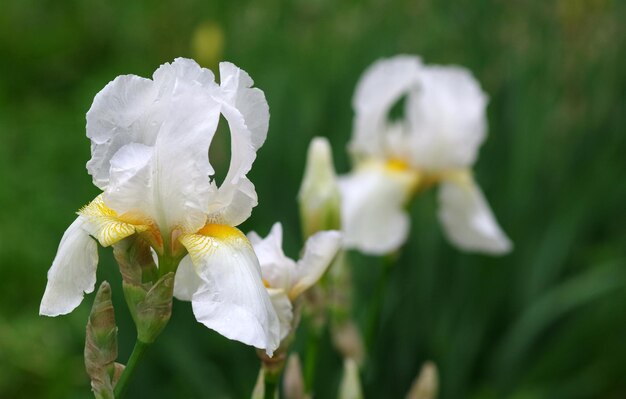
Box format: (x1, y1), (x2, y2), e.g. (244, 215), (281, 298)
(1, 0), (625, 398)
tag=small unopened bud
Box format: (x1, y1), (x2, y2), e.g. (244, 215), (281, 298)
(298, 137), (341, 239)
(85, 281), (121, 399)
(124, 272), (175, 344)
(283, 354), (306, 399)
(406, 361), (438, 399)
(338, 358), (363, 399)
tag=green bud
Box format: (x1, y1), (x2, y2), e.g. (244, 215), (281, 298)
(113, 236), (158, 287)
(129, 272), (175, 344)
(84, 281), (120, 399)
(406, 361), (438, 399)
(298, 137), (341, 239)
(338, 358), (363, 399)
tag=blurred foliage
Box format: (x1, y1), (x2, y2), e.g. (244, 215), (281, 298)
(1, 0), (625, 398)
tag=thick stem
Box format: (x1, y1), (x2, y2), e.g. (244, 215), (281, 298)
(365, 255), (395, 353)
(263, 374), (278, 399)
(113, 340), (149, 398)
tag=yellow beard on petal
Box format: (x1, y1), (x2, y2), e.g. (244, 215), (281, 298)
(179, 224), (251, 265)
(78, 195), (154, 247)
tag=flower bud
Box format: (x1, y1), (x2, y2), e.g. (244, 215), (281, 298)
(85, 281), (124, 399)
(298, 137), (341, 239)
(338, 358), (363, 399)
(406, 361), (438, 399)
(123, 273), (175, 344)
(331, 320), (364, 366)
(283, 354), (307, 399)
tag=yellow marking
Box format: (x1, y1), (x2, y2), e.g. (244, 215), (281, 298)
(262, 279), (271, 288)
(179, 224), (250, 265)
(78, 195), (150, 247)
(385, 158), (411, 172)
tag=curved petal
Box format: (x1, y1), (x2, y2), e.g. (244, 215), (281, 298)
(267, 288), (293, 341)
(406, 65), (488, 170)
(179, 224), (280, 355)
(172, 255), (202, 301)
(87, 58), (221, 234)
(40, 217), (99, 316)
(291, 230), (342, 299)
(350, 55), (422, 158)
(339, 162), (418, 255)
(437, 173), (512, 255)
(78, 195), (148, 247)
(206, 62), (269, 226)
(248, 223), (295, 291)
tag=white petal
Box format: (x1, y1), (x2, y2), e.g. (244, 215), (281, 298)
(206, 62), (269, 226)
(406, 65), (488, 170)
(267, 288), (293, 341)
(291, 230), (342, 299)
(248, 223), (296, 291)
(350, 55), (422, 158)
(172, 255), (202, 301)
(87, 58), (222, 233)
(438, 174), (512, 255)
(339, 162), (418, 255)
(40, 217), (99, 316)
(179, 225), (280, 355)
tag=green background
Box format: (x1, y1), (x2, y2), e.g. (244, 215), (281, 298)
(1, 0), (625, 398)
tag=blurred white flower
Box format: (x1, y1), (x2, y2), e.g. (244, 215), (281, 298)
(341, 55), (512, 255)
(40, 58), (280, 355)
(247, 223), (342, 340)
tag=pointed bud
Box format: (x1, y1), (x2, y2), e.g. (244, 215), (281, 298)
(85, 281), (119, 399)
(113, 236), (157, 287)
(406, 361), (438, 399)
(298, 137), (341, 239)
(283, 354), (306, 399)
(338, 358), (363, 399)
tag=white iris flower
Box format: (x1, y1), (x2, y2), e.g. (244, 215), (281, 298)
(341, 55), (512, 255)
(40, 58), (280, 354)
(247, 223), (342, 340)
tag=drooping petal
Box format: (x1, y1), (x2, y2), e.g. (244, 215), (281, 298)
(179, 224), (280, 355)
(350, 55), (422, 158)
(86, 58), (222, 234)
(248, 223), (296, 292)
(339, 161), (419, 255)
(291, 230), (342, 299)
(172, 255), (202, 301)
(267, 288), (293, 341)
(437, 172), (512, 255)
(406, 65), (488, 170)
(78, 195), (148, 247)
(206, 62), (270, 226)
(40, 217), (99, 316)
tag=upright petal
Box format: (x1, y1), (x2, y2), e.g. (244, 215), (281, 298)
(339, 162), (418, 255)
(40, 217), (99, 316)
(206, 62), (270, 226)
(87, 58), (221, 234)
(248, 223), (296, 291)
(437, 173), (512, 255)
(291, 230), (342, 299)
(406, 65), (488, 170)
(179, 224), (280, 355)
(350, 55), (422, 158)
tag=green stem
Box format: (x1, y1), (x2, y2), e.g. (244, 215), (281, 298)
(365, 256), (395, 353)
(263, 374), (278, 399)
(304, 327), (321, 391)
(114, 340), (149, 398)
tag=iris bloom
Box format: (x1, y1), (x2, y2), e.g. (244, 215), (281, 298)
(40, 58), (280, 354)
(340, 55), (512, 255)
(246, 223), (342, 340)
